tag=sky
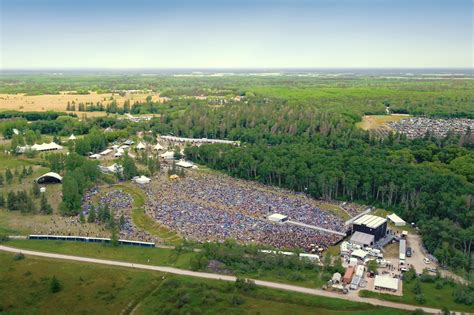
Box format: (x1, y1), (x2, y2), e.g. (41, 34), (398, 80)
(0, 0), (472, 69)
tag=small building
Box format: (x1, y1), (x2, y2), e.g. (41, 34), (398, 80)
(35, 172), (63, 184)
(267, 213), (288, 223)
(68, 134), (76, 141)
(343, 266), (354, 284)
(350, 231), (375, 247)
(374, 275), (399, 292)
(387, 213), (406, 226)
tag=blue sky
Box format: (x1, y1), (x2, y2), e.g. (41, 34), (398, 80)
(0, 0), (472, 69)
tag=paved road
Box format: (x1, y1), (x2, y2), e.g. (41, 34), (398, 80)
(0, 245), (447, 314)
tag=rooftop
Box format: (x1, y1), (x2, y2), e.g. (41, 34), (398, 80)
(353, 214), (387, 229)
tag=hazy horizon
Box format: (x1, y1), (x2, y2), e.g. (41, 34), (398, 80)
(1, 0), (473, 69)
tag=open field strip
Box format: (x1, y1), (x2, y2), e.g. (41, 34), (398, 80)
(0, 244), (449, 314)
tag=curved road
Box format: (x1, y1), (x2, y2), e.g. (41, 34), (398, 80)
(0, 245), (446, 314)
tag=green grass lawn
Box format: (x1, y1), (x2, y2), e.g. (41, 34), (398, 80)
(3, 240), (326, 289)
(5, 239), (194, 269)
(0, 252), (409, 315)
(0, 252), (162, 315)
(359, 280), (471, 313)
(113, 183), (182, 244)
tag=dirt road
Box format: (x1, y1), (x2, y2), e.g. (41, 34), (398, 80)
(0, 245), (447, 314)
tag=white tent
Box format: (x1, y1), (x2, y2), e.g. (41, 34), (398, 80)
(268, 213), (288, 223)
(133, 175), (151, 184)
(89, 153), (101, 159)
(137, 142), (146, 150)
(387, 213), (406, 226)
(100, 149), (112, 156)
(176, 160), (193, 168)
(374, 275), (399, 292)
(69, 134), (76, 141)
(98, 164), (123, 174)
(351, 249), (368, 260)
(154, 143), (164, 150)
(26, 142), (63, 152)
(35, 172), (63, 183)
(160, 151), (174, 160)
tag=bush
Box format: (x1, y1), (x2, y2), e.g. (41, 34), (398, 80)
(0, 234), (9, 242)
(229, 295), (245, 306)
(235, 278), (256, 292)
(415, 294), (426, 304)
(50, 276), (62, 293)
(288, 272), (306, 281)
(13, 253), (25, 261)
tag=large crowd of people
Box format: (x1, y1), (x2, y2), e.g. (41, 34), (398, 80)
(82, 188), (158, 243)
(387, 117), (474, 139)
(143, 172), (350, 250)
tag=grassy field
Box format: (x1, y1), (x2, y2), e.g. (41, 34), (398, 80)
(359, 280), (471, 313)
(0, 251), (409, 315)
(356, 115), (411, 131)
(2, 240), (327, 289)
(0, 92), (164, 117)
(5, 239), (194, 269)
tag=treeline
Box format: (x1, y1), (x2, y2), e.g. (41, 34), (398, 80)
(0, 111), (75, 122)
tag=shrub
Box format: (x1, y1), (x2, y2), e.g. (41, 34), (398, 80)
(13, 253), (25, 261)
(229, 295), (245, 306)
(50, 276), (62, 293)
(415, 294), (426, 304)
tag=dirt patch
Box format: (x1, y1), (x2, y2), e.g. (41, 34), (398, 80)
(357, 115), (411, 131)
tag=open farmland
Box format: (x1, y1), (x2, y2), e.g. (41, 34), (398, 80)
(0, 92), (164, 118)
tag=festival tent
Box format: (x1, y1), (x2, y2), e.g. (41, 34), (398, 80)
(137, 142), (146, 150)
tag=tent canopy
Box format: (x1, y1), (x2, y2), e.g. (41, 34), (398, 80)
(35, 172), (63, 184)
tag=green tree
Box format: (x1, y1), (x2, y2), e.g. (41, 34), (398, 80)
(40, 194), (53, 214)
(87, 206), (96, 223)
(122, 155), (138, 180)
(60, 175), (81, 215)
(5, 169), (13, 184)
(32, 182), (41, 198)
(50, 276), (62, 293)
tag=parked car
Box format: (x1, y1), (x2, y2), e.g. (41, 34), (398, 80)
(427, 268), (437, 273)
(406, 247), (412, 257)
(423, 257), (431, 264)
